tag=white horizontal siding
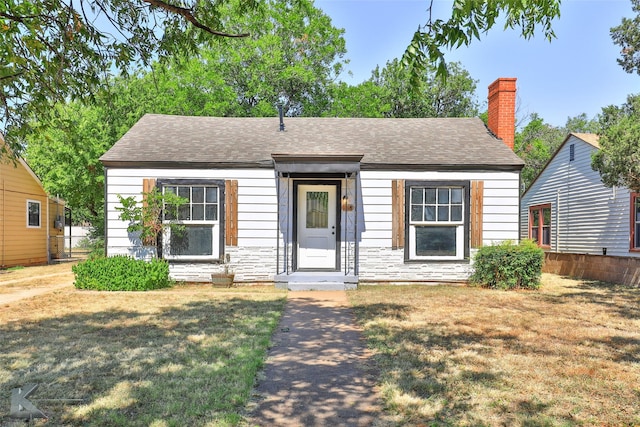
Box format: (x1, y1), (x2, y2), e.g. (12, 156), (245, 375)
(105, 166), (521, 281)
(359, 170), (521, 249)
(521, 136), (637, 257)
(105, 168), (278, 255)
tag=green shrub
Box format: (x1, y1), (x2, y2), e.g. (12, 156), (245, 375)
(470, 240), (544, 290)
(72, 255), (172, 291)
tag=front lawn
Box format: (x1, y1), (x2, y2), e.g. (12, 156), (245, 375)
(348, 274), (640, 426)
(0, 285), (286, 426)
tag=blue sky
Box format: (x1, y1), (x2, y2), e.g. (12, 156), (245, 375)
(315, 0), (639, 127)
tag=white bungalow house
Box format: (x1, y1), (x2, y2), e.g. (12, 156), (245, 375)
(520, 133), (640, 285)
(100, 78), (524, 289)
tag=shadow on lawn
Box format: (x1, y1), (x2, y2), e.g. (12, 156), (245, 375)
(0, 297), (284, 426)
(551, 278), (640, 320)
(352, 301), (565, 426)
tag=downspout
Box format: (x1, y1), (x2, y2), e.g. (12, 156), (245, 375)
(287, 174), (291, 274)
(556, 189), (560, 252)
(104, 166), (108, 256)
(354, 171), (359, 276)
(566, 161), (571, 252)
(276, 170), (280, 275)
(46, 196), (50, 264)
(1, 178), (4, 267)
(67, 207), (72, 258)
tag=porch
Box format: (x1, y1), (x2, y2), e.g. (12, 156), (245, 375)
(273, 154), (363, 290)
(274, 271), (359, 291)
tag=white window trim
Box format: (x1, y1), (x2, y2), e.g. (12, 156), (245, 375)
(163, 222), (220, 261)
(158, 181), (223, 261)
(405, 182), (469, 262)
(26, 199), (41, 228)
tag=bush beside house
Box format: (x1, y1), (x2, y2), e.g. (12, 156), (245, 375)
(73, 255), (172, 291)
(470, 240), (544, 290)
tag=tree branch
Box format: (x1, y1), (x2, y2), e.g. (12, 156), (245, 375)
(140, 0), (249, 38)
(0, 11), (44, 22)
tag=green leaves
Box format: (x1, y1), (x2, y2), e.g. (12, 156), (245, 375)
(402, 0), (561, 82)
(470, 240), (544, 290)
(591, 94), (640, 192)
(516, 112), (599, 193)
(72, 255), (172, 290)
(362, 58), (478, 119)
(1, 0), (257, 149)
(116, 187), (187, 247)
(611, 0), (640, 75)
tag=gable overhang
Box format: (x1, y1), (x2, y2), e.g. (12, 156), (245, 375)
(272, 154), (363, 174)
(521, 132), (598, 198)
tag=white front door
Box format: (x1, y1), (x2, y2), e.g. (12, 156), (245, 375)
(297, 184), (337, 270)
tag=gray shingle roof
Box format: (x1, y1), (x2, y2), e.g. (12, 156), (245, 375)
(100, 114), (524, 170)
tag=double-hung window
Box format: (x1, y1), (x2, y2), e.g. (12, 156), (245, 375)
(27, 200), (41, 228)
(406, 181), (469, 260)
(160, 180), (224, 261)
(529, 204), (551, 247)
(631, 193), (640, 251)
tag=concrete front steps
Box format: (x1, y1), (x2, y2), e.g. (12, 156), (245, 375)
(275, 272), (358, 291)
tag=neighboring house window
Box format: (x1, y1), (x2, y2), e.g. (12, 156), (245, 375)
(529, 204), (551, 247)
(160, 180), (224, 260)
(632, 193), (640, 251)
(405, 181), (469, 261)
(27, 200), (41, 228)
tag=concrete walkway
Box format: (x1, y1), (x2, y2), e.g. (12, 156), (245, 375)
(248, 291), (387, 427)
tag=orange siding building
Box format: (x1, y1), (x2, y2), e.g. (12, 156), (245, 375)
(0, 135), (65, 268)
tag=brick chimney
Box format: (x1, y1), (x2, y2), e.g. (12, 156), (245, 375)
(487, 77), (516, 150)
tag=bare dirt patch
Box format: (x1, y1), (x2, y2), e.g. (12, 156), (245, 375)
(0, 263), (77, 305)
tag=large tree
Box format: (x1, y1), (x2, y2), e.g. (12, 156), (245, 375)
(322, 59), (478, 118)
(201, 0), (347, 117)
(590, 2), (640, 191)
(591, 94), (640, 192)
(23, 0), (346, 229)
(1, 0), (260, 151)
(3, 0), (563, 149)
(611, 0), (640, 75)
(25, 101), (113, 233)
(369, 59), (478, 118)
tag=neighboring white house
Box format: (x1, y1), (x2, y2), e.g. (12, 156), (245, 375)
(520, 133), (640, 257)
(100, 78), (524, 289)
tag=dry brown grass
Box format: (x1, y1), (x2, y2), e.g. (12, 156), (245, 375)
(348, 274), (640, 426)
(0, 263), (75, 294)
(1, 280), (286, 426)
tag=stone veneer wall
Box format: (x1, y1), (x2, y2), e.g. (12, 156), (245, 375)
(357, 247), (473, 283)
(169, 246), (477, 284)
(169, 246), (277, 283)
(544, 252), (640, 286)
